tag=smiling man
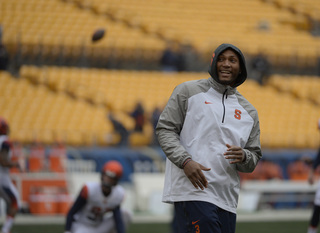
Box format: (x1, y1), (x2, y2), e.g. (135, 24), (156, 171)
(216, 49), (241, 85)
(156, 43), (262, 233)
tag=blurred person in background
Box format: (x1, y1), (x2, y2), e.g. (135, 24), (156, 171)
(0, 117), (21, 233)
(64, 160), (131, 233)
(0, 43), (9, 71)
(0, 26), (9, 71)
(250, 52), (271, 86)
(160, 40), (179, 72)
(307, 118), (320, 233)
(108, 113), (129, 147)
(156, 43), (262, 233)
(130, 102), (145, 132)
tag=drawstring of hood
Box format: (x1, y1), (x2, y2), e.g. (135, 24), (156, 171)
(222, 89), (228, 123)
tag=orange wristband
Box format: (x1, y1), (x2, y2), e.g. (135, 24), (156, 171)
(182, 158), (192, 168)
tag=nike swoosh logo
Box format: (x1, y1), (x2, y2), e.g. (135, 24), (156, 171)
(205, 101), (213, 104)
(192, 220), (200, 225)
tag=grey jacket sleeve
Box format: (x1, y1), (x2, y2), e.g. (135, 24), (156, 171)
(156, 83), (192, 168)
(236, 109), (262, 173)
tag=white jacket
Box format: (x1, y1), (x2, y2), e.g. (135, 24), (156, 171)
(156, 77), (262, 214)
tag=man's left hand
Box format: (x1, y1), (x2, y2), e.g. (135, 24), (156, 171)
(224, 144), (245, 164)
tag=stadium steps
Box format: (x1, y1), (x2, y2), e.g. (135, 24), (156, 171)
(266, 0), (320, 24)
(237, 76), (319, 149)
(267, 74), (320, 105)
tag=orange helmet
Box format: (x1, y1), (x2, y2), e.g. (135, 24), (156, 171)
(0, 117), (9, 135)
(102, 161), (123, 180)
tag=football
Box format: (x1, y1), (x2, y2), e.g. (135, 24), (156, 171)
(91, 28), (105, 42)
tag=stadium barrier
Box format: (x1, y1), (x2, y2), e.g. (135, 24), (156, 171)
(239, 180), (317, 212)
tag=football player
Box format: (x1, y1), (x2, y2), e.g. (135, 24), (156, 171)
(64, 160), (131, 233)
(0, 117), (21, 233)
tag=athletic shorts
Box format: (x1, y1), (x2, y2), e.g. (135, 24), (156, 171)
(174, 201), (236, 233)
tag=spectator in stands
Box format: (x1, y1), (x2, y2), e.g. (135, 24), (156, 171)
(0, 117), (21, 233)
(130, 102), (145, 132)
(317, 56), (320, 76)
(250, 52), (271, 85)
(0, 43), (9, 71)
(176, 44), (187, 72)
(64, 161), (131, 233)
(0, 26), (9, 71)
(160, 40), (179, 72)
(156, 43), (262, 233)
(108, 113), (129, 147)
(307, 118), (320, 233)
(181, 42), (201, 72)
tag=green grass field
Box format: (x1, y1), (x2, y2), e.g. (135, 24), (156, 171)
(7, 221), (309, 233)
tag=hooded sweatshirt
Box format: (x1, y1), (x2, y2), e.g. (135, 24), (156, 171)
(156, 43), (262, 214)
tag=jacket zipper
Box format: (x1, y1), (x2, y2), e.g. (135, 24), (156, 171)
(222, 89), (228, 123)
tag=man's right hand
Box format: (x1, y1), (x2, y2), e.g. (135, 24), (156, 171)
(183, 160), (211, 190)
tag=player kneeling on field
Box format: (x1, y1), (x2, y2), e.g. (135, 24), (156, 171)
(64, 161), (131, 233)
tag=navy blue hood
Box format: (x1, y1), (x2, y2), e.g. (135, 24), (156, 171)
(208, 43), (247, 87)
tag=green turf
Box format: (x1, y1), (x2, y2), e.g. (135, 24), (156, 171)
(8, 223), (170, 233)
(236, 221), (308, 233)
(6, 221), (309, 233)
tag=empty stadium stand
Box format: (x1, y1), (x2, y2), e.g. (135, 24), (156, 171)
(267, 74), (320, 105)
(66, 0), (320, 69)
(1, 0), (320, 72)
(0, 0), (166, 69)
(1, 66), (319, 149)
